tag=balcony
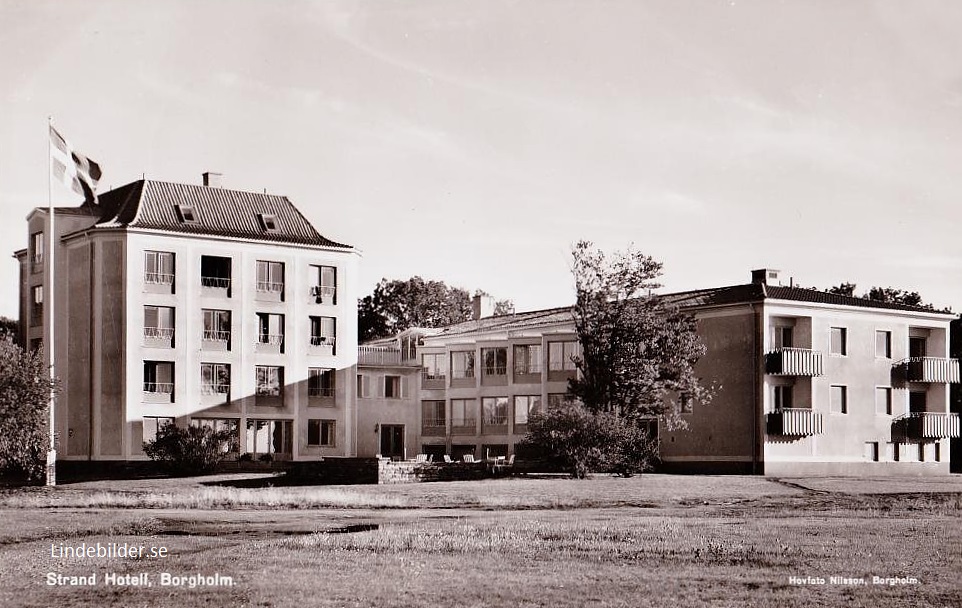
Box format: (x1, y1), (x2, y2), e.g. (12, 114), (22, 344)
(422, 418), (446, 437)
(358, 346), (403, 366)
(255, 334), (284, 354)
(767, 408), (823, 437)
(896, 357), (961, 383)
(144, 327), (175, 348)
(766, 348), (824, 376)
(421, 369), (446, 389)
(896, 412), (961, 440)
(143, 382), (174, 404)
(309, 336), (336, 356)
(310, 285), (337, 304)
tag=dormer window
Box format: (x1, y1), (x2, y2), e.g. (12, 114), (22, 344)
(176, 205), (198, 223)
(259, 214), (279, 232)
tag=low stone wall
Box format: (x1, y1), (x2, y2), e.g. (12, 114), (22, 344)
(377, 460), (489, 484)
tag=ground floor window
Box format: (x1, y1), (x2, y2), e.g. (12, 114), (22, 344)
(191, 418), (240, 453)
(142, 417), (174, 443)
(246, 419), (293, 456)
(307, 419), (336, 447)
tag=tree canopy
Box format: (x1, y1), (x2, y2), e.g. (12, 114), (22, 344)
(0, 341), (55, 481)
(358, 277), (513, 341)
(824, 282), (945, 311)
(567, 241), (714, 429)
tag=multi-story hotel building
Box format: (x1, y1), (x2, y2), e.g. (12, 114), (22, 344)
(15, 174), (359, 464)
(363, 273), (960, 475)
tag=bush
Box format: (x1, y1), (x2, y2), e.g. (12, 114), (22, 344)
(143, 424), (233, 476)
(520, 400), (658, 478)
(0, 341), (56, 482)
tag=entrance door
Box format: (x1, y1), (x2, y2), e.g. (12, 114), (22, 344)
(909, 337), (927, 359)
(380, 425), (405, 460)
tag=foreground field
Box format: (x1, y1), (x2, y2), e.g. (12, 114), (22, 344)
(0, 474), (959, 607)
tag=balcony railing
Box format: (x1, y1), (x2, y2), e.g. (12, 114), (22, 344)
(203, 329), (230, 342)
(358, 346), (403, 366)
(514, 364), (543, 375)
(768, 408), (823, 437)
(144, 327), (175, 340)
(766, 348), (824, 376)
(143, 382), (174, 394)
(421, 369), (447, 382)
(258, 334), (284, 346)
(898, 412), (961, 439)
(311, 285), (337, 302)
(422, 418), (446, 428)
(897, 357), (961, 383)
(310, 336), (336, 347)
(308, 386), (335, 398)
(201, 276), (231, 289)
(256, 281), (284, 293)
(200, 383), (230, 396)
(145, 272), (174, 285)
(483, 366), (507, 376)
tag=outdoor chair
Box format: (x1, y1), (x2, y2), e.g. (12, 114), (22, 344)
(443, 455), (453, 463)
(463, 454), (475, 463)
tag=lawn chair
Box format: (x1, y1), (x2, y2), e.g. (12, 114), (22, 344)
(414, 454), (428, 463)
(463, 454), (475, 463)
(443, 455), (453, 463)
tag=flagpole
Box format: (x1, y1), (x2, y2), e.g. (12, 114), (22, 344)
(46, 116), (57, 486)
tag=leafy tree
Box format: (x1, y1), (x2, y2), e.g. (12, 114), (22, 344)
(568, 241), (713, 429)
(826, 282), (857, 297)
(822, 283), (943, 311)
(0, 317), (18, 344)
(143, 424), (234, 476)
(0, 341), (56, 481)
(358, 278), (513, 341)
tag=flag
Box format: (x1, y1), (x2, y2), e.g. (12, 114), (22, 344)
(49, 125), (102, 202)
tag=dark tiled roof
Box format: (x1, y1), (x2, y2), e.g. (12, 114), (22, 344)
(430, 306), (575, 338)
(763, 285), (945, 314)
(87, 180), (351, 248)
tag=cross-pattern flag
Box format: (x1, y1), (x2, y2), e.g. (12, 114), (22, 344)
(49, 125), (102, 202)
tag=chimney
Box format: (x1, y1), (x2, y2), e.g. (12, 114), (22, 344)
(472, 294), (495, 320)
(202, 172), (222, 188)
(751, 268), (782, 286)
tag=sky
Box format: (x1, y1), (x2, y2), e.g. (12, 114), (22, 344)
(2, 0), (961, 318)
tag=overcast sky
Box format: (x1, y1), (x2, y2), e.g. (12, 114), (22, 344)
(2, 0), (961, 318)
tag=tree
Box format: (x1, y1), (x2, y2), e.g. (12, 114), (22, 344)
(823, 283), (943, 311)
(0, 341), (55, 481)
(143, 423), (234, 476)
(358, 278), (514, 341)
(0, 317), (18, 344)
(826, 282), (857, 297)
(568, 241), (713, 429)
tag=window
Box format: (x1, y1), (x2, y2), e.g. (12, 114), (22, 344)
(175, 204), (197, 223)
(864, 442), (880, 462)
(356, 374), (370, 398)
(200, 255), (231, 290)
(547, 393), (572, 408)
(145, 251), (175, 285)
(31, 285), (43, 323)
(548, 341), (579, 371)
(256, 260), (285, 294)
(309, 316), (336, 351)
(30, 232), (44, 269)
(256, 313), (285, 348)
(773, 385), (793, 410)
(384, 375), (401, 399)
(481, 347), (507, 376)
(829, 327), (847, 356)
(513, 345), (543, 375)
(143, 417), (174, 443)
(190, 418), (240, 453)
(255, 366), (283, 398)
(202, 309), (231, 343)
(143, 361), (174, 394)
(246, 419), (293, 455)
(830, 385), (847, 414)
(514, 395), (541, 425)
(875, 387), (892, 415)
(482, 397), (509, 426)
(422, 353), (446, 381)
(679, 392), (693, 415)
(310, 265), (337, 303)
(308, 368), (335, 398)
(875, 330), (892, 358)
(144, 306), (175, 342)
(451, 399), (476, 427)
(258, 213), (279, 232)
(307, 420), (336, 446)
(422, 401), (446, 427)
(200, 363), (230, 395)
(451, 351), (475, 379)
(771, 326), (793, 349)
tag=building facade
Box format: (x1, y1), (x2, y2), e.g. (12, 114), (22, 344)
(15, 176), (359, 464)
(369, 274), (959, 475)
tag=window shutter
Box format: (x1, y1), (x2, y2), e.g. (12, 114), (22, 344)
(401, 376), (409, 399)
(376, 376), (384, 398)
(362, 375), (370, 398)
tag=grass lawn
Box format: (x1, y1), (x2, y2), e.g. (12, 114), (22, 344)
(0, 474), (959, 607)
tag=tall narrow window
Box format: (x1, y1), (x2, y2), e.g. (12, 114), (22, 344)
(771, 326), (793, 349)
(830, 327), (847, 356)
(773, 385), (793, 410)
(31, 285), (43, 324)
(309, 316), (336, 353)
(256, 260), (285, 295)
(144, 251), (175, 285)
(875, 330), (892, 358)
(310, 265), (337, 304)
(830, 385), (848, 414)
(875, 387), (892, 415)
(256, 313), (285, 350)
(30, 232), (44, 271)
